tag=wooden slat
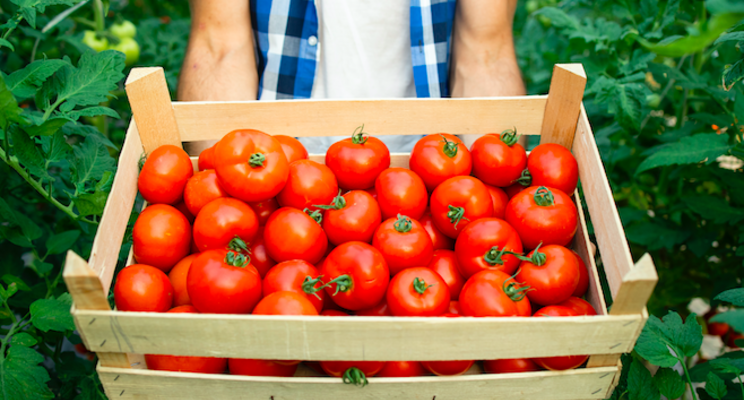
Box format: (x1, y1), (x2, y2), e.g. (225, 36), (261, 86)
(171, 96), (548, 142)
(572, 192), (608, 317)
(540, 64), (587, 149)
(98, 364), (618, 400)
(610, 254), (658, 315)
(588, 310), (649, 369)
(125, 67), (182, 153)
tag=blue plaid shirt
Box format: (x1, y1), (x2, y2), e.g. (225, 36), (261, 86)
(250, 0), (457, 100)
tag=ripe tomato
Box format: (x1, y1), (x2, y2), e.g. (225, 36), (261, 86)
(187, 249), (262, 314)
(248, 198), (279, 226)
(133, 204), (191, 272)
(276, 160), (338, 211)
(386, 267), (449, 317)
(197, 144), (215, 171)
(274, 135), (308, 164)
(483, 358), (540, 374)
(262, 260), (325, 313)
(214, 129), (289, 202)
(253, 291), (319, 316)
(319, 190), (381, 246)
(454, 218), (523, 279)
(321, 309), (349, 316)
(505, 181), (527, 199)
(229, 359), (298, 377)
(114, 264), (173, 312)
(447, 300), (462, 315)
(173, 201), (195, 224)
(377, 361), (426, 377)
(138, 145), (193, 204)
(558, 297), (597, 316)
(319, 360), (385, 381)
(264, 207), (328, 264)
(248, 227), (276, 278)
(372, 215), (433, 276)
(727, 331), (744, 348)
(485, 185), (509, 219)
(705, 311), (730, 337)
(183, 169), (228, 216)
(355, 300), (392, 317)
(375, 168), (427, 221)
(409, 134), (472, 192)
(192, 198), (258, 252)
(426, 250), (464, 300)
(363, 186), (378, 200)
(420, 314), (474, 376)
(320, 241), (390, 310)
(326, 127), (390, 190)
(470, 129), (527, 187)
(527, 143), (579, 195)
(169, 255), (196, 306)
(515, 245), (580, 306)
(571, 250), (590, 297)
(420, 210), (455, 251)
(430, 176), (493, 239)
(459, 270), (531, 317)
(505, 186), (578, 250)
(533, 306), (588, 370)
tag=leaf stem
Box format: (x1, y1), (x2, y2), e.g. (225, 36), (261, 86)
(1, 15), (23, 40)
(92, 0), (105, 32)
(680, 357), (699, 400)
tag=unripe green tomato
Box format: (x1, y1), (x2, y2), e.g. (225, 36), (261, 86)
(110, 20), (137, 39)
(537, 14), (552, 28)
(646, 94), (661, 109)
(112, 37), (140, 66)
(82, 30), (109, 52)
(526, 0), (539, 14)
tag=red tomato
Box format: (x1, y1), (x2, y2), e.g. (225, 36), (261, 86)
(320, 241), (390, 310)
(572, 250), (590, 297)
(470, 129), (527, 187)
(363, 186), (378, 200)
(409, 134), (472, 192)
(184, 170), (228, 216)
(276, 160), (338, 211)
(454, 218), (523, 279)
(485, 185), (509, 219)
(420, 211), (455, 251)
(727, 331), (744, 348)
(505, 186), (578, 250)
(319, 360), (385, 381)
(253, 291), (319, 316)
(169, 254), (196, 307)
(262, 260), (325, 313)
(447, 300), (462, 315)
(705, 310), (730, 337)
(375, 168), (427, 221)
(386, 267), (450, 317)
(527, 143), (579, 195)
(229, 359), (298, 377)
(505, 181), (527, 199)
(377, 361), (426, 377)
(138, 145), (193, 205)
(426, 250), (465, 300)
(326, 127), (390, 190)
(532, 306), (588, 370)
(198, 145), (215, 171)
(515, 245), (580, 306)
(114, 264), (173, 312)
(264, 207), (328, 264)
(133, 204), (191, 272)
(319, 190), (381, 246)
(419, 314), (473, 376)
(321, 309), (349, 316)
(186, 249), (262, 314)
(192, 198), (258, 252)
(355, 300), (392, 317)
(558, 297), (597, 316)
(372, 215), (433, 276)
(173, 201), (195, 224)
(483, 358), (540, 374)
(248, 198), (279, 226)
(459, 270), (531, 317)
(248, 228), (276, 278)
(214, 129), (289, 202)
(430, 176), (493, 239)
(274, 135), (308, 164)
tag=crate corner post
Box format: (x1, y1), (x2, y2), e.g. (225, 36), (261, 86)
(125, 67), (182, 154)
(540, 63), (587, 149)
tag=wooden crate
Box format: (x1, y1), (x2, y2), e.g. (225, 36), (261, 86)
(64, 64), (658, 400)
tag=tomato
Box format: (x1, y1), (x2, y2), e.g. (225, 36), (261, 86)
(571, 250), (590, 297)
(320, 241), (390, 310)
(386, 267), (449, 317)
(110, 20), (137, 39)
(727, 332), (744, 348)
(705, 311), (730, 337)
(145, 306), (227, 374)
(319, 360), (386, 385)
(527, 143), (579, 195)
(430, 176), (493, 239)
(532, 306), (588, 370)
(419, 210), (455, 251)
(558, 297), (597, 316)
(420, 313), (473, 376)
(355, 300), (392, 317)
(470, 129), (527, 187)
(169, 255), (197, 306)
(82, 30), (108, 52)
(138, 145), (193, 205)
(454, 218), (523, 279)
(114, 264), (173, 312)
(198, 145), (215, 171)
(229, 359), (298, 377)
(459, 270), (531, 317)
(321, 309), (349, 316)
(447, 300), (462, 315)
(426, 250), (464, 300)
(505, 181), (527, 199)
(173, 201), (195, 224)
(248, 198), (279, 226)
(515, 244), (580, 306)
(192, 198), (258, 252)
(375, 168), (427, 221)
(409, 134), (472, 192)
(483, 358), (540, 374)
(253, 291), (319, 316)
(248, 228), (276, 278)
(485, 185), (509, 219)
(264, 207), (328, 264)
(363, 186), (378, 200)
(184, 170), (228, 216)
(372, 214), (433, 276)
(133, 204), (191, 272)
(262, 260), (325, 313)
(186, 249), (262, 314)
(326, 127), (390, 190)
(274, 135), (308, 164)
(505, 186), (578, 250)
(214, 129), (289, 203)
(377, 361), (426, 377)
(113, 37), (140, 66)
(276, 160), (338, 211)
(318, 190), (381, 246)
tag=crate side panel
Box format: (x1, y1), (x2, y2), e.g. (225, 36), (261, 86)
(573, 191), (608, 316)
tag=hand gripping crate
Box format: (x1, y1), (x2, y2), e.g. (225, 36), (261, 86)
(63, 64), (658, 400)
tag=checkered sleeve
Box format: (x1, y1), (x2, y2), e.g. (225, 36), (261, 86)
(410, 0), (457, 98)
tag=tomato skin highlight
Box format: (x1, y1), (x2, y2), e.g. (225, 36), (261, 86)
(571, 250), (590, 297)
(532, 306), (588, 370)
(375, 168), (428, 221)
(186, 249), (262, 314)
(377, 361), (427, 377)
(454, 218), (523, 279)
(229, 359), (298, 377)
(277, 160), (339, 211)
(430, 176), (493, 239)
(321, 190), (382, 246)
(485, 184), (509, 219)
(262, 260), (325, 313)
(326, 134), (390, 190)
(470, 132), (527, 187)
(133, 204), (192, 272)
(264, 207), (328, 264)
(459, 270), (531, 317)
(483, 358), (540, 374)
(114, 264), (173, 312)
(138, 144), (193, 205)
(386, 267), (450, 317)
(184, 169), (228, 216)
(274, 135), (308, 164)
(248, 198), (279, 226)
(419, 211), (455, 251)
(426, 250), (465, 300)
(527, 143), (579, 195)
(558, 297), (597, 316)
(169, 255), (197, 307)
(372, 215), (434, 276)
(516, 245), (580, 306)
(320, 241), (390, 310)
(447, 300), (463, 315)
(192, 198), (258, 252)
(409, 133), (472, 192)
(505, 186), (578, 250)
(198, 145), (216, 171)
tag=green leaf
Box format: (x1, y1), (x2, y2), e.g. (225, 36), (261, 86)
(714, 31), (744, 44)
(70, 135), (115, 191)
(61, 121), (117, 150)
(23, 117), (69, 137)
(624, 222), (692, 250)
(54, 50), (125, 113)
(723, 58), (744, 91)
(709, 357), (744, 375)
(654, 368), (686, 400)
(711, 310), (744, 333)
(715, 288), (744, 306)
(2, 275), (30, 291)
(0, 197), (43, 243)
(43, 130), (71, 163)
(629, 358), (660, 400)
(682, 196), (744, 225)
(705, 372), (728, 399)
(0, 345), (53, 400)
(635, 311), (703, 367)
(74, 170), (112, 217)
(30, 293), (75, 332)
(0, 38), (15, 51)
(9, 127), (51, 181)
(10, 0), (77, 29)
(66, 106), (119, 121)
(10, 333), (37, 347)
(533, 7), (580, 31)
(30, 259), (53, 276)
(5, 59), (68, 99)
(708, 0), (744, 14)
(635, 12), (744, 57)
(0, 282), (18, 301)
(45, 230), (80, 255)
(636, 134), (731, 174)
(0, 75), (25, 128)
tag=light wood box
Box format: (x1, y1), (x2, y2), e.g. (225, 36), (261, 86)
(63, 64), (657, 400)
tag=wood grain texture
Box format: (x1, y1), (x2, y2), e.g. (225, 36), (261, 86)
(610, 254), (658, 315)
(540, 64), (587, 149)
(98, 363), (618, 400)
(63, 251), (110, 311)
(573, 192), (609, 317)
(125, 67), (182, 153)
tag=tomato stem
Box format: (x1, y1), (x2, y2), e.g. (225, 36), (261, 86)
(249, 152), (266, 168)
(513, 168), (532, 187)
(317, 274), (352, 296)
(393, 214), (413, 233)
(342, 367), (368, 387)
(412, 277), (434, 294)
(502, 270), (532, 302)
(314, 190), (346, 210)
(483, 246), (509, 266)
(301, 275), (325, 300)
(224, 251), (250, 268)
(533, 186), (555, 207)
(351, 124), (369, 145)
(227, 236), (250, 254)
(446, 205), (469, 229)
(303, 208), (323, 224)
(500, 127), (520, 146)
(440, 134), (459, 158)
(510, 243), (546, 266)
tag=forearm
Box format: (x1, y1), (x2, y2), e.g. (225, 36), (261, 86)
(450, 35), (525, 97)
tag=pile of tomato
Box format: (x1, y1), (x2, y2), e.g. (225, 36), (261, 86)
(114, 127), (598, 384)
